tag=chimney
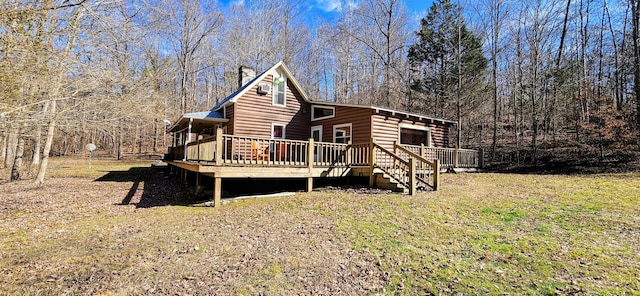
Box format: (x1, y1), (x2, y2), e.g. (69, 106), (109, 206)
(238, 66), (256, 88)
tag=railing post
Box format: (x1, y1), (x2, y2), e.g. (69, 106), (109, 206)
(369, 138), (376, 187)
(307, 138), (314, 170)
(215, 127), (223, 164)
(420, 143), (425, 158)
(433, 159), (440, 191)
(346, 140), (352, 165)
(393, 140), (398, 155)
(196, 135), (201, 162)
(454, 146), (459, 168)
(307, 138), (314, 192)
(409, 158), (416, 196)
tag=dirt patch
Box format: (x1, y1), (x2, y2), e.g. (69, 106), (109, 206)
(0, 159), (387, 295)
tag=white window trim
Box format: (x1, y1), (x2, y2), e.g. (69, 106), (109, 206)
(311, 105), (335, 121)
(272, 70), (287, 107)
(271, 123), (286, 139)
(311, 125), (323, 142)
(398, 123), (432, 147)
(333, 123), (352, 143)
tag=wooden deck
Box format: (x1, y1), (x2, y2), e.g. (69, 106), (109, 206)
(165, 130), (482, 207)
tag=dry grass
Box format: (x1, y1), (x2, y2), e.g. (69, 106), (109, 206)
(1, 158), (639, 295)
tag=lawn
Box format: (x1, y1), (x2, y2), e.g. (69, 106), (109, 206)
(0, 158), (639, 295)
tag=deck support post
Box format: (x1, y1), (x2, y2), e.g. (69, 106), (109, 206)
(307, 138), (314, 192)
(409, 158), (416, 196)
(215, 128), (223, 164)
(478, 148), (485, 168)
(196, 172), (202, 188)
(433, 159), (440, 191)
(213, 177), (222, 207)
(369, 138), (376, 187)
(307, 177), (313, 192)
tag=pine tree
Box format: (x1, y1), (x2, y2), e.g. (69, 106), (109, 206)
(408, 0), (487, 147)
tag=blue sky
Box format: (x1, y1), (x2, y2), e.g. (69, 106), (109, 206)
(219, 0), (436, 28)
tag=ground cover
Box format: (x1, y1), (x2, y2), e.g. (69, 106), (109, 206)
(0, 158), (638, 295)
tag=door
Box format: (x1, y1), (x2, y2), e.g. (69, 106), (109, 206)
(311, 126), (322, 161)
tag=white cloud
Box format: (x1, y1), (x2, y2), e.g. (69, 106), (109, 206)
(315, 0), (342, 12)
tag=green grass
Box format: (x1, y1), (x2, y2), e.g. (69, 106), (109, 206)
(1, 159), (639, 295)
(315, 173), (640, 295)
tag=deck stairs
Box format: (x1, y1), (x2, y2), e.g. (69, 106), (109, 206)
(371, 167), (434, 193)
(368, 141), (439, 193)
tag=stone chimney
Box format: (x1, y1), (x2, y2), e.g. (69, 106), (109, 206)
(238, 66), (256, 88)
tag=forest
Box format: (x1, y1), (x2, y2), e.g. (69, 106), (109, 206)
(1, 0), (639, 183)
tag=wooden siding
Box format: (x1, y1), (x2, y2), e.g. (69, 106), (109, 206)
(312, 105), (372, 144)
(371, 113), (452, 151)
(429, 124), (450, 147)
(224, 104), (234, 135)
(231, 74), (310, 140)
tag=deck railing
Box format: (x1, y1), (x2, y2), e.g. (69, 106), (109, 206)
(165, 128), (483, 193)
(401, 144), (483, 168)
(221, 135), (310, 166)
(167, 137), (483, 170)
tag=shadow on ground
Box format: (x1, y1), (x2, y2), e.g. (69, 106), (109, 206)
(94, 166), (202, 208)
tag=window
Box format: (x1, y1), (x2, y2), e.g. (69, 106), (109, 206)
(272, 70), (286, 106)
(333, 123), (352, 144)
(272, 123), (286, 139)
(399, 124), (431, 146)
(311, 106), (335, 121)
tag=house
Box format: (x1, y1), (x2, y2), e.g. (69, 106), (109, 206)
(166, 61), (482, 206)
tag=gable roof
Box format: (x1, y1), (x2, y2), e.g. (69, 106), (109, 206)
(168, 60), (458, 132)
(168, 61), (308, 132)
(211, 61), (310, 112)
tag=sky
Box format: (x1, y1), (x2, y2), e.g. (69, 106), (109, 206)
(219, 0), (436, 28)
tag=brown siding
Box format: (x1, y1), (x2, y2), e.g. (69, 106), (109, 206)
(224, 104), (234, 135)
(231, 74), (310, 140)
(372, 113), (452, 150)
(312, 105), (372, 144)
(430, 124), (450, 147)
(371, 114), (399, 150)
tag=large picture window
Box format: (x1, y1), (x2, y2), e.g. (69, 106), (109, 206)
(399, 124), (431, 146)
(272, 70), (286, 106)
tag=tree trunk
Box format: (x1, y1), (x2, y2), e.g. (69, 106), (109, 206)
(117, 123), (124, 160)
(31, 102), (50, 168)
(1, 133), (6, 169)
(35, 100), (57, 185)
(632, 0), (640, 145)
(4, 127), (17, 169)
(10, 131), (25, 182)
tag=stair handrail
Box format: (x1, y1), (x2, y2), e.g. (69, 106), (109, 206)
(395, 143), (439, 191)
(372, 142), (411, 188)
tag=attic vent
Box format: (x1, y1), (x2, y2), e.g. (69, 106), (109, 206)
(257, 84), (270, 95)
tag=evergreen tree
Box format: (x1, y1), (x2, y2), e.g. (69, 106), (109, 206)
(408, 0), (487, 147)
